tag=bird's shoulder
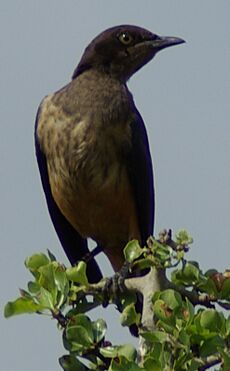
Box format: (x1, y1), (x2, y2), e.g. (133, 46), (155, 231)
(35, 80), (83, 155)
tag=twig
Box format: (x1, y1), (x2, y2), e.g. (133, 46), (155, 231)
(166, 281), (216, 308)
(51, 310), (67, 327)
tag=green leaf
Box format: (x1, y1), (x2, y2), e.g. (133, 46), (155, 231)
(157, 289), (182, 310)
(19, 288), (32, 299)
(153, 299), (175, 325)
(99, 345), (118, 358)
(123, 240), (143, 263)
(156, 320), (175, 335)
(54, 264), (68, 292)
(53, 265), (69, 307)
(66, 262), (88, 285)
(28, 281), (40, 294)
(226, 315), (230, 335)
(121, 292), (137, 306)
(188, 311), (220, 343)
(178, 329), (190, 346)
(140, 330), (168, 343)
(143, 357), (162, 371)
(38, 263), (56, 291)
(146, 343), (165, 366)
(120, 303), (141, 327)
(64, 314), (94, 353)
(92, 318), (107, 343)
(109, 356), (141, 371)
(4, 297), (43, 317)
(37, 287), (55, 309)
(174, 353), (194, 370)
(25, 253), (50, 272)
(175, 230), (193, 245)
(200, 335), (224, 357)
(182, 297), (194, 322)
(172, 261), (201, 285)
(188, 359), (203, 370)
(176, 250), (185, 260)
(116, 344), (137, 361)
(221, 278), (230, 299)
(221, 349), (230, 370)
(200, 309), (225, 333)
(198, 276), (218, 296)
(65, 326), (93, 353)
(153, 242), (171, 263)
(59, 355), (88, 371)
(100, 344), (136, 362)
(132, 257), (153, 271)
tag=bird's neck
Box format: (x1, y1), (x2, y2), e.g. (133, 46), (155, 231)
(72, 69), (133, 123)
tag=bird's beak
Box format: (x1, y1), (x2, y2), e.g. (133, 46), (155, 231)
(124, 34), (185, 80)
(149, 36), (186, 51)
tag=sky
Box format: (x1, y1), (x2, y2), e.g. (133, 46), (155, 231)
(1, 1), (230, 370)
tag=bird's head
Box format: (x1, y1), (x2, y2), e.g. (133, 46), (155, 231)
(73, 25), (185, 82)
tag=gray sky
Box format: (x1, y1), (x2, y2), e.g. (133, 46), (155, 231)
(1, 1), (230, 370)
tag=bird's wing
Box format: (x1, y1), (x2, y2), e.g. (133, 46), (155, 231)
(34, 108), (103, 283)
(128, 110), (155, 245)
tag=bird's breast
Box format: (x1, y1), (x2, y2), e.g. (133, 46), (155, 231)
(36, 94), (140, 268)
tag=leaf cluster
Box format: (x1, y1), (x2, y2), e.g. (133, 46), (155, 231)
(4, 231), (230, 370)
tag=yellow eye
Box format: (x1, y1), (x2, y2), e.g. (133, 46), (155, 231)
(118, 32), (133, 45)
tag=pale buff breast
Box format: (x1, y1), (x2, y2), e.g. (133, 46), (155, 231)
(37, 94), (140, 270)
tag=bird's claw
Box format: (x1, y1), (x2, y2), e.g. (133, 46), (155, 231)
(102, 262), (131, 310)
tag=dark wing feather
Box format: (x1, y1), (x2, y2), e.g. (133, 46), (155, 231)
(34, 110), (102, 283)
(128, 110), (155, 245)
(126, 111), (154, 337)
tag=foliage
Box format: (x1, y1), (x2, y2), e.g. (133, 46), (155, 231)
(4, 231), (230, 370)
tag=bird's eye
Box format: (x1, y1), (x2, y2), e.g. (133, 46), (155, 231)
(118, 32), (133, 45)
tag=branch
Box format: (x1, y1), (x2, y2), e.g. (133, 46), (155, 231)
(166, 281), (216, 308)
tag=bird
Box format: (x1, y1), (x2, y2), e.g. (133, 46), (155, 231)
(35, 25), (184, 284)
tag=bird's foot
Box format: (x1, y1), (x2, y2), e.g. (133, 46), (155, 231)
(102, 261), (131, 311)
